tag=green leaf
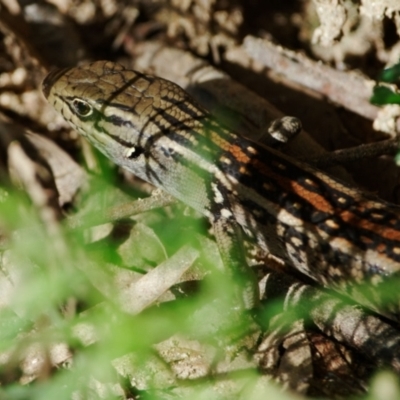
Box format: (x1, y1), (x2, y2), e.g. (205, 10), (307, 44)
(380, 62), (400, 82)
(370, 85), (400, 105)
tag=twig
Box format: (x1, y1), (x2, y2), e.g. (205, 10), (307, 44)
(261, 266), (400, 372)
(305, 138), (400, 167)
(243, 35), (379, 121)
(66, 189), (177, 230)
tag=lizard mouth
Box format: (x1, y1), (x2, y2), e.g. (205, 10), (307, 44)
(41, 67), (72, 98)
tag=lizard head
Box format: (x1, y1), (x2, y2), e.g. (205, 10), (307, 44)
(42, 61), (213, 207)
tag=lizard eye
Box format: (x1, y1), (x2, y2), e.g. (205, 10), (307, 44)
(72, 99), (93, 117)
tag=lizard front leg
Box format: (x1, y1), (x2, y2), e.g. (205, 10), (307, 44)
(210, 182), (259, 310)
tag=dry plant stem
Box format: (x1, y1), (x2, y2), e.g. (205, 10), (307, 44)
(263, 267), (400, 372)
(0, 115), (86, 207)
(243, 36), (379, 121)
(80, 245), (199, 315)
(0, 5), (49, 69)
(66, 189), (177, 230)
(7, 141), (67, 260)
(25, 132), (87, 206)
(0, 116), (63, 235)
(0, 2), (85, 69)
(118, 245), (199, 315)
(305, 138), (400, 167)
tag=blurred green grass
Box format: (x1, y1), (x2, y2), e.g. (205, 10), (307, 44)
(0, 180), (295, 399)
